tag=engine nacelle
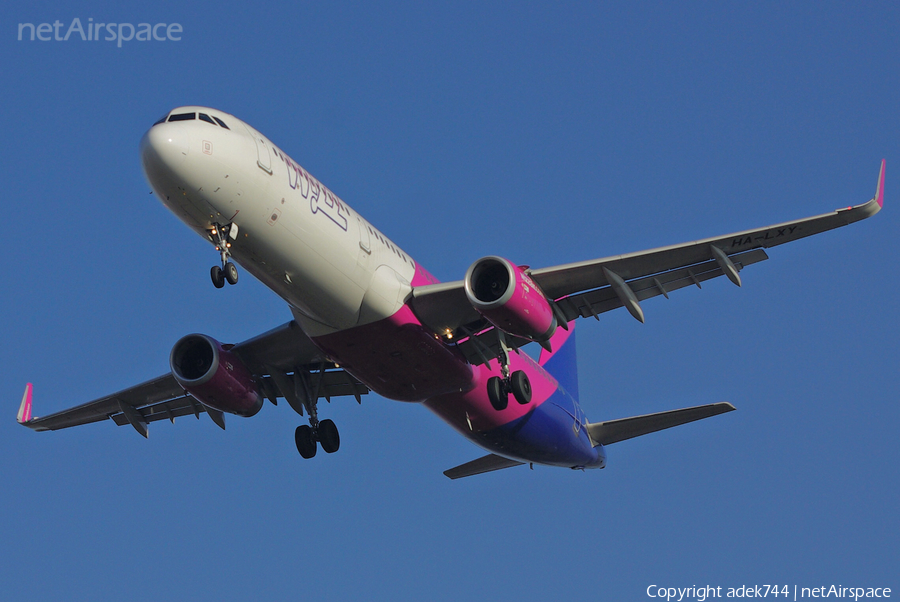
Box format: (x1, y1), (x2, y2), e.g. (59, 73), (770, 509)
(169, 334), (263, 417)
(464, 256), (557, 343)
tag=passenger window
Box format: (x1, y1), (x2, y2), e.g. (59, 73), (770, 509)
(213, 116), (230, 129)
(168, 112), (196, 121)
(199, 113), (216, 125)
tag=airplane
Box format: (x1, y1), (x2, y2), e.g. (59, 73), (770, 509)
(16, 106), (885, 479)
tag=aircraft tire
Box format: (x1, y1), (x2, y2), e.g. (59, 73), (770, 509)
(487, 376), (507, 411)
(510, 370), (531, 405)
(295, 425), (317, 458)
(224, 262), (239, 285)
(318, 419), (340, 454)
(211, 265), (225, 288)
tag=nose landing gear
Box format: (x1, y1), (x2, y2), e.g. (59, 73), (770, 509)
(208, 223), (239, 288)
(211, 263), (238, 288)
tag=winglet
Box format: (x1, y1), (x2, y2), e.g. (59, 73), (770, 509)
(16, 383), (33, 424)
(838, 160), (885, 221)
(875, 159), (885, 208)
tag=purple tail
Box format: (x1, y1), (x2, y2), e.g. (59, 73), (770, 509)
(538, 322), (579, 403)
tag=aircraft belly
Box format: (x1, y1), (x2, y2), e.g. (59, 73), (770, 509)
(424, 357), (603, 468)
(311, 305), (475, 402)
(476, 400), (601, 467)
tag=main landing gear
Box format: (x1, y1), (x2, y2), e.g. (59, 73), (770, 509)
(294, 419), (340, 458)
(208, 222), (239, 289)
(486, 334), (532, 411)
(286, 369), (340, 459)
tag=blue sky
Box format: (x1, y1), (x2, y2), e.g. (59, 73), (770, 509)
(2, 2), (897, 600)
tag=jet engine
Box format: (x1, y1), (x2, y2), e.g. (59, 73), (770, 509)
(464, 256), (557, 343)
(169, 334), (263, 417)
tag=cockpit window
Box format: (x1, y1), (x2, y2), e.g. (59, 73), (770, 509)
(168, 112), (196, 122)
(198, 113), (216, 125)
(153, 114), (168, 126)
(212, 116), (229, 129)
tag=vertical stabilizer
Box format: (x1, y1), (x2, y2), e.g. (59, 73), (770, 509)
(538, 322), (579, 402)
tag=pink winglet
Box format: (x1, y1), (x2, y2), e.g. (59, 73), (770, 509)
(875, 159), (885, 208)
(17, 383), (33, 424)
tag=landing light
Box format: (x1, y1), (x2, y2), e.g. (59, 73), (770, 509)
(443, 328), (454, 340)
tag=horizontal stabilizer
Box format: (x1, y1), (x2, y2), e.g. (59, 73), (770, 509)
(444, 453), (525, 479)
(587, 402), (735, 446)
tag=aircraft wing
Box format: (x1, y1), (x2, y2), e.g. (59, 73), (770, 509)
(411, 161), (884, 364)
(17, 320), (369, 437)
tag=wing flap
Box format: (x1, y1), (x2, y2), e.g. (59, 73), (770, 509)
(443, 453), (525, 479)
(532, 161), (883, 300)
(18, 374), (184, 432)
(259, 370), (369, 403)
(110, 395), (203, 426)
(587, 402), (736, 446)
(451, 249), (768, 366)
(558, 248), (768, 321)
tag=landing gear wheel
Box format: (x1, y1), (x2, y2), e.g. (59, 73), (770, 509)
(295, 425), (317, 458)
(510, 370), (532, 405)
(318, 419), (340, 454)
(224, 262), (239, 285)
(210, 265), (225, 288)
(487, 376), (508, 411)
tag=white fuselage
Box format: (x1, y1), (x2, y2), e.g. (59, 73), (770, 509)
(141, 106), (420, 337)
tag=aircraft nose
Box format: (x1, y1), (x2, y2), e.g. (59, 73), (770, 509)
(140, 123), (190, 177)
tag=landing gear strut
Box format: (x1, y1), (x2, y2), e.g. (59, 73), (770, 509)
(486, 333), (532, 411)
(208, 223), (239, 288)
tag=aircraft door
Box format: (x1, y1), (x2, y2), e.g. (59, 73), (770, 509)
(243, 124), (272, 174)
(357, 216), (372, 268)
